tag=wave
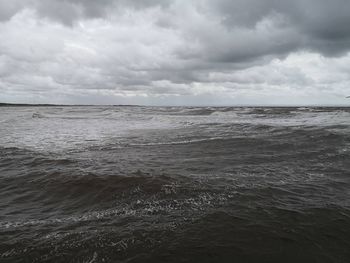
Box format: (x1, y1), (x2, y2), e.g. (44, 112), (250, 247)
(128, 137), (231, 146)
(0, 191), (234, 231)
(175, 107), (217, 116)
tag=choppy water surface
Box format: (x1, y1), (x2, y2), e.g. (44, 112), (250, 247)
(1, 106), (350, 262)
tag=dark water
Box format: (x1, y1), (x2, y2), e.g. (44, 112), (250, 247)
(1, 106), (350, 262)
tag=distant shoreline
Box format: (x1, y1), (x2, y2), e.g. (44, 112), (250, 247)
(0, 103), (139, 107)
(0, 103), (62, 107)
(0, 102), (349, 108)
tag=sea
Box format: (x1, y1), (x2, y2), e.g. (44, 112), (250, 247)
(0, 106), (349, 262)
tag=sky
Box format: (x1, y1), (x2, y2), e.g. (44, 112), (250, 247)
(0, 0), (350, 106)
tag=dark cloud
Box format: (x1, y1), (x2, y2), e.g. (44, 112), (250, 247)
(209, 0), (350, 56)
(0, 0), (171, 25)
(1, 0), (350, 55)
(0, 0), (30, 21)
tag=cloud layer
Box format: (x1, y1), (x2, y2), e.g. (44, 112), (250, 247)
(0, 0), (350, 105)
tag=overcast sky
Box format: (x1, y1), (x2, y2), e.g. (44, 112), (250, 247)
(0, 0), (350, 105)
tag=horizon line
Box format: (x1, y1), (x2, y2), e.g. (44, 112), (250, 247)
(1, 102), (349, 108)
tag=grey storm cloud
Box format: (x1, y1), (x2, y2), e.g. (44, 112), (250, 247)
(2, 0), (350, 56)
(0, 0), (171, 24)
(0, 0), (350, 105)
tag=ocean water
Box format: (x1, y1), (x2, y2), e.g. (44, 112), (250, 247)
(0, 106), (349, 262)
